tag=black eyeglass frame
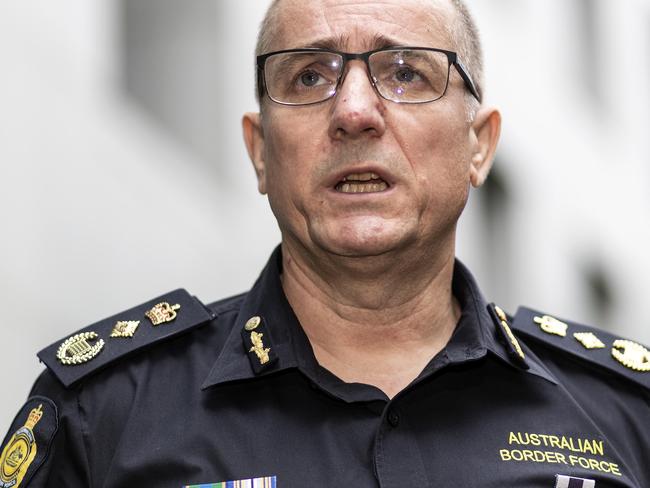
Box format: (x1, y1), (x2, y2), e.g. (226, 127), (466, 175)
(256, 46), (482, 106)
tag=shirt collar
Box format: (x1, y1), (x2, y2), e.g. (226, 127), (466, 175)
(202, 246), (298, 389)
(202, 247), (558, 390)
(447, 260), (558, 385)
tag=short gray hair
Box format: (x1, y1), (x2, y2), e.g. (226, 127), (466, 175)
(255, 0), (484, 111)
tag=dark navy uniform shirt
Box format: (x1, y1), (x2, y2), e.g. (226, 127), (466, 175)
(3, 247), (649, 487)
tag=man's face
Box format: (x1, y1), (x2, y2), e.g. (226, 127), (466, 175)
(244, 0), (498, 259)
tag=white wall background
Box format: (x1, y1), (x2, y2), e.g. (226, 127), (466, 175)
(2, 0), (649, 428)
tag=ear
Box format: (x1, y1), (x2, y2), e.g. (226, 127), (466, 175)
(242, 112), (267, 194)
(469, 106), (501, 188)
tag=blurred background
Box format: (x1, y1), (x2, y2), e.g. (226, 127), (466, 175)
(2, 0), (649, 427)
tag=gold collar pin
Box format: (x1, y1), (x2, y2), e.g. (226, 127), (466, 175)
(249, 331), (271, 365)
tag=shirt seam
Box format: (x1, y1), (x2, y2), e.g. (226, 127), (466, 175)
(208, 294), (246, 316)
(76, 390), (95, 488)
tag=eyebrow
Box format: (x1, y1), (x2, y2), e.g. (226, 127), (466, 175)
(299, 33), (403, 52)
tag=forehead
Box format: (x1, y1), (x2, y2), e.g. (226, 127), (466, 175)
(270, 0), (457, 51)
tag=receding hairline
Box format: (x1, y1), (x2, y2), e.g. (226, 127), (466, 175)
(259, 0), (455, 49)
(255, 0), (484, 106)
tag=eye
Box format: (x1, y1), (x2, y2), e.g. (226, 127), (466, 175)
(299, 70), (325, 87)
(394, 66), (421, 83)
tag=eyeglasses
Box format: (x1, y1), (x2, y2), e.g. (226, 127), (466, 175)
(256, 47), (481, 106)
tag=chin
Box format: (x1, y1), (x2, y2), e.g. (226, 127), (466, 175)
(309, 218), (414, 258)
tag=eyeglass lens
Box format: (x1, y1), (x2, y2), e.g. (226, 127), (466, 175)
(263, 49), (451, 105)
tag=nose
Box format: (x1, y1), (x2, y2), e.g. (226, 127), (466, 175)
(328, 62), (386, 140)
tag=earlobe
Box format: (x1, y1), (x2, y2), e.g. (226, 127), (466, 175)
(242, 112), (267, 194)
(469, 153), (487, 188)
(469, 106), (502, 188)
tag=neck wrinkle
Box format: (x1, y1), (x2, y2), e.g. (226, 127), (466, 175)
(281, 232), (457, 310)
(280, 238), (460, 358)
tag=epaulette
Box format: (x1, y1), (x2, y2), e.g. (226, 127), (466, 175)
(38, 289), (215, 388)
(511, 306), (650, 391)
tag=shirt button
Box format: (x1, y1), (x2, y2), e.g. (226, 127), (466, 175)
(387, 410), (400, 427)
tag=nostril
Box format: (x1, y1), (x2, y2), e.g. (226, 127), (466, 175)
(329, 89), (386, 139)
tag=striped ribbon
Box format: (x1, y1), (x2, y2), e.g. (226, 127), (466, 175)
(555, 475), (595, 488)
(184, 476), (277, 488)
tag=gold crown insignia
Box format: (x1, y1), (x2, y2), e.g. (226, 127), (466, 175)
(145, 302), (180, 326)
(25, 405), (43, 430)
(534, 315), (568, 337)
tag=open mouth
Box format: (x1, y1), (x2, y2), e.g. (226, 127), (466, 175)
(334, 172), (390, 194)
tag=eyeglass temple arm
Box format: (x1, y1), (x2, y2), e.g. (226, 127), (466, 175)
(454, 60), (481, 103)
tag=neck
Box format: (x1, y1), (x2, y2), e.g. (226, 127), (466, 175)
(281, 238), (461, 399)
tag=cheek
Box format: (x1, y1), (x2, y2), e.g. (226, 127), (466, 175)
(392, 112), (473, 225)
(262, 121), (324, 218)
(265, 112), (317, 162)
(263, 115), (330, 190)
(409, 126), (472, 189)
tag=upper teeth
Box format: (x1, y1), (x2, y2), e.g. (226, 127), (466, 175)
(342, 172), (380, 182)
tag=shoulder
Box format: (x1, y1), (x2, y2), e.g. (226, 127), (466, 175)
(2, 289), (250, 487)
(510, 306), (650, 393)
(36, 288), (247, 390)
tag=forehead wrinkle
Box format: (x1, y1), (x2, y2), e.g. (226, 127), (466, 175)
(272, 0), (456, 53)
(327, 0), (456, 46)
(301, 34), (350, 51)
(303, 33), (404, 52)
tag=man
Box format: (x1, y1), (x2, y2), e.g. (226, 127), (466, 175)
(1, 1), (648, 487)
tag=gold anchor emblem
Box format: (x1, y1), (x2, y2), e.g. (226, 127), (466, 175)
(611, 339), (650, 372)
(56, 332), (105, 365)
(249, 331), (271, 365)
(533, 315), (568, 337)
(573, 332), (605, 350)
(0, 404), (43, 487)
(145, 302), (180, 326)
(110, 320), (140, 338)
